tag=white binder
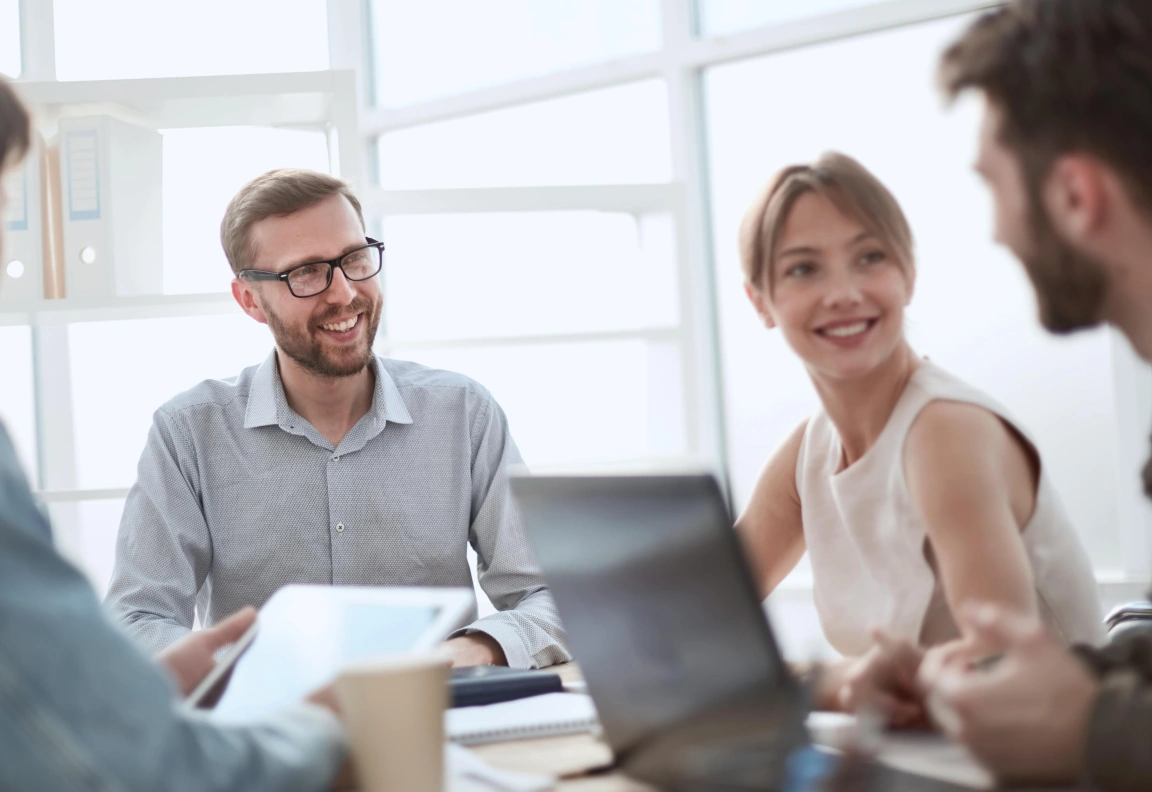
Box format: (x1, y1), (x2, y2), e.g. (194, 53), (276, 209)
(1, 143), (43, 303)
(58, 116), (162, 298)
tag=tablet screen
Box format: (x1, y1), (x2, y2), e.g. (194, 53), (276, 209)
(211, 602), (440, 722)
(183, 584), (458, 723)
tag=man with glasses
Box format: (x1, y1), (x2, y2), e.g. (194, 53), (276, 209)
(106, 169), (569, 670)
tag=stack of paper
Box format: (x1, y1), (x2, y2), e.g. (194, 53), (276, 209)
(446, 693), (599, 746)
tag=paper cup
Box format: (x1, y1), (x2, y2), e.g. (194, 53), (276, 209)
(335, 653), (450, 792)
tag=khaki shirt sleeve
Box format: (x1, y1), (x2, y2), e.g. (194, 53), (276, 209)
(1075, 634), (1152, 792)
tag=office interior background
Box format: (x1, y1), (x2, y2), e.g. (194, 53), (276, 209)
(2, 0), (1150, 659)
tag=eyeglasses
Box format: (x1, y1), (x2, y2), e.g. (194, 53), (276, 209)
(238, 238), (385, 298)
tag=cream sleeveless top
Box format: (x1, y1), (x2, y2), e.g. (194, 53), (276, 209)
(797, 360), (1104, 656)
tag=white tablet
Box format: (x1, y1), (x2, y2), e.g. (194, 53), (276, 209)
(185, 584), (475, 722)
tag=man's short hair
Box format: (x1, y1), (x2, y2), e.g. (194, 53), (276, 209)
(940, 0), (1152, 213)
(0, 77), (31, 172)
(220, 168), (365, 274)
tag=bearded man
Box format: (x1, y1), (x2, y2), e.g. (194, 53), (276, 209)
(106, 169), (569, 670)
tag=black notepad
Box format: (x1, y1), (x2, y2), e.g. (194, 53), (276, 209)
(449, 665), (564, 708)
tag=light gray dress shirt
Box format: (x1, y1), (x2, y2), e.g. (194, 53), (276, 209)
(105, 351), (570, 669)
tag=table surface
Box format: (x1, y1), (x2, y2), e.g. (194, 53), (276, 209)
(467, 664), (998, 792)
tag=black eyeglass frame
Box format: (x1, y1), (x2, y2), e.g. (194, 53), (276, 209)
(237, 238), (385, 298)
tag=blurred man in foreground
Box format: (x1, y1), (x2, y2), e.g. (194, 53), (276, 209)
(844, 3), (1152, 789)
(0, 76), (348, 792)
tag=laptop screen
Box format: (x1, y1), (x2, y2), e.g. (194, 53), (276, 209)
(512, 473), (801, 755)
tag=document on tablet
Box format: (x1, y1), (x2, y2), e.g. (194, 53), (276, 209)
(187, 584), (474, 723)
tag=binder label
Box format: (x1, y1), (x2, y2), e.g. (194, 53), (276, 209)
(3, 163), (27, 232)
(67, 130), (101, 222)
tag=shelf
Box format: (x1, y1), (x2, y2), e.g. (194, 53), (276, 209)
(0, 292), (238, 326)
(13, 70), (356, 130)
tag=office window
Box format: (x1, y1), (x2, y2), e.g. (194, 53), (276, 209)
(49, 499), (125, 596)
(68, 315), (273, 490)
(382, 212), (678, 341)
(0, 325), (37, 483)
(162, 127), (331, 295)
(0, 0), (19, 78)
(388, 340), (687, 468)
(696, 0), (878, 36)
(53, 0), (328, 81)
(370, 0), (662, 106)
(705, 15), (1124, 570)
(377, 81), (672, 189)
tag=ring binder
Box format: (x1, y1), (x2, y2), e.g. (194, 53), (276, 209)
(58, 115), (162, 298)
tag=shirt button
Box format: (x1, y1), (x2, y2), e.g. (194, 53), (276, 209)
(332, 455), (340, 462)
(336, 522), (345, 533)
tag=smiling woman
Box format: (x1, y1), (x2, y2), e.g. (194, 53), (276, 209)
(733, 152), (1103, 723)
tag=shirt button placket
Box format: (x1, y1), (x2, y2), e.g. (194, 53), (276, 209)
(328, 449), (347, 584)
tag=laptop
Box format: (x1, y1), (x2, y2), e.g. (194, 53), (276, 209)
(511, 473), (981, 791)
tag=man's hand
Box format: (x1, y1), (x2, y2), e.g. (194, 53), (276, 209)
(440, 633), (508, 667)
(158, 606), (256, 696)
(925, 604), (1097, 785)
(836, 630), (928, 728)
(305, 684), (357, 792)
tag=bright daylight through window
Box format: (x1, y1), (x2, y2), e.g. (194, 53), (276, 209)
(369, 0), (661, 105)
(52, 0), (328, 80)
(0, 0), (20, 78)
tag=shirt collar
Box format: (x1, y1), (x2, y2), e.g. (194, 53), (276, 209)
(243, 350), (413, 431)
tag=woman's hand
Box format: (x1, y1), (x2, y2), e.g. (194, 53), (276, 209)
(835, 630), (929, 729)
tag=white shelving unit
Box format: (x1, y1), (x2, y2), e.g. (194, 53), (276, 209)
(5, 0), (372, 570)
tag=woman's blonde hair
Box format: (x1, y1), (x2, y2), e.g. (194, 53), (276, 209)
(738, 152), (914, 293)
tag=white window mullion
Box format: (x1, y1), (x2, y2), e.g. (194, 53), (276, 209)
(362, 52), (667, 137)
(376, 327), (681, 357)
(31, 325), (85, 564)
(363, 184), (679, 215)
(34, 487), (131, 503)
(17, 0), (56, 82)
(683, 0), (1000, 70)
(1111, 330), (1152, 582)
(662, 0), (729, 482)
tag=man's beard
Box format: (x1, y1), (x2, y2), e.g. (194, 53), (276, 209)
(1019, 189), (1109, 334)
(264, 296), (382, 378)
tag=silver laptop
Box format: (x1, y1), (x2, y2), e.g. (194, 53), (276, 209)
(511, 473), (982, 791)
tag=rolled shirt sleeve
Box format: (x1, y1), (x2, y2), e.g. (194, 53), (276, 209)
(451, 390), (571, 669)
(0, 423), (346, 792)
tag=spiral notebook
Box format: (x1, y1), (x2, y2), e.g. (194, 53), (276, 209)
(445, 692), (599, 746)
